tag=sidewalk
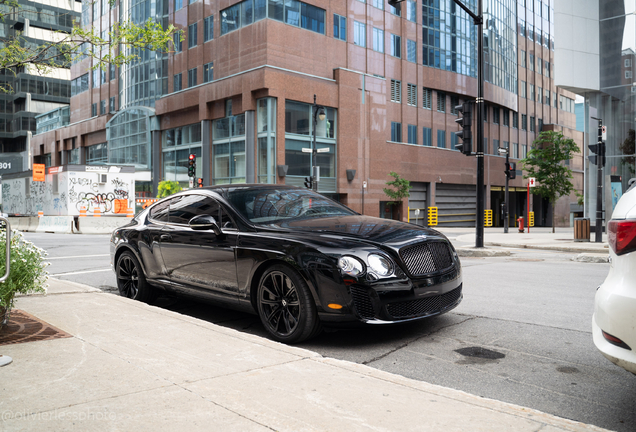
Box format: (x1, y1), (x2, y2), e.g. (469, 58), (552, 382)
(0, 279), (610, 431)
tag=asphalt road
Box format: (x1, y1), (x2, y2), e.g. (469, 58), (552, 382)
(22, 231), (635, 432)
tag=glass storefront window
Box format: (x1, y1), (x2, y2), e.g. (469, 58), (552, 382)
(213, 113), (247, 184)
(257, 98), (277, 184)
(162, 123), (203, 188)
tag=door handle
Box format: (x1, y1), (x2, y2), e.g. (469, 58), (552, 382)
(160, 234), (172, 242)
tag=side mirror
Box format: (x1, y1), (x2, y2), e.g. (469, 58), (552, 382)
(189, 214), (222, 236)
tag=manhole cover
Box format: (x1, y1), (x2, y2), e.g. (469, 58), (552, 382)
(455, 346), (505, 360)
(508, 258), (544, 262)
(0, 310), (72, 346)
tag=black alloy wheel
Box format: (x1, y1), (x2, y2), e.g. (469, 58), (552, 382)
(257, 265), (321, 343)
(116, 251), (156, 303)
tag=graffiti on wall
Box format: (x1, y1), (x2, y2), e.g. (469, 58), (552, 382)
(1, 178), (63, 215)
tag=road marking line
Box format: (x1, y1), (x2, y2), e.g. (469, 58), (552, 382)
(47, 254), (110, 260)
(51, 268), (112, 276)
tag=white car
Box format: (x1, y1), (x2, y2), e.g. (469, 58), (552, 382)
(593, 180), (636, 374)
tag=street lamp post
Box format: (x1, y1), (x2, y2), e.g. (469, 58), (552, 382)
(312, 94), (326, 192)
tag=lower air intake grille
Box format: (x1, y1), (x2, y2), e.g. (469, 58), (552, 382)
(399, 241), (454, 276)
(386, 287), (462, 319)
(350, 286), (375, 320)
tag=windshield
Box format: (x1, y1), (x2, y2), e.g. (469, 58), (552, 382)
(226, 187), (356, 225)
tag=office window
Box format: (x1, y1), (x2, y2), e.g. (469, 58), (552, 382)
(188, 68), (197, 87)
(503, 109), (509, 126)
(537, 87), (542, 103)
(334, 14), (346, 41)
(373, 28), (384, 53)
(450, 95), (459, 114)
(520, 50), (526, 68)
(175, 0), (182, 10)
(109, 96), (115, 113)
(391, 80), (401, 103)
(513, 142), (519, 159)
(437, 130), (446, 148)
(521, 114), (527, 130)
(537, 58), (542, 74)
(354, 21), (365, 47)
(503, 141), (509, 157)
(451, 132), (457, 150)
(530, 84), (535, 101)
(406, 0), (416, 22)
(371, 0), (383, 10)
(407, 124), (417, 144)
(390, 34), (401, 58)
(521, 81), (526, 98)
(519, 18), (525, 36)
(407, 84), (417, 106)
(91, 103), (97, 117)
(174, 73), (182, 91)
(204, 15), (214, 42)
(554, 92), (558, 108)
(483, 104), (488, 122)
(189, 23), (197, 48)
(109, 63), (116, 81)
(626, 71), (632, 79)
(538, 118), (543, 132)
(437, 92), (445, 112)
(407, 39), (416, 62)
(391, 122), (402, 142)
(529, 54), (534, 71)
(512, 112), (518, 129)
(174, 31), (182, 52)
(388, 2), (400, 16)
(92, 69), (99, 88)
(522, 144), (528, 158)
(203, 62), (214, 83)
(545, 61), (550, 77)
(626, 58), (632, 67)
(422, 127), (432, 146)
(100, 100), (106, 115)
(422, 88), (432, 109)
(492, 139), (499, 155)
(493, 107), (500, 124)
(530, 116), (535, 132)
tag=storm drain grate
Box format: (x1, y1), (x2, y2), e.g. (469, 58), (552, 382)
(0, 310), (72, 346)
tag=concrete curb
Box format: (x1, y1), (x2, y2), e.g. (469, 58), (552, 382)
(457, 247), (511, 257)
(484, 241), (609, 254)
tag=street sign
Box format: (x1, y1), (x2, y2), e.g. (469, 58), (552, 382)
(362, 180), (367, 189)
(301, 148), (312, 153)
(317, 148), (330, 153)
(33, 164), (45, 182)
(498, 147), (508, 154)
(414, 208), (420, 216)
(602, 125), (607, 141)
(528, 177), (536, 187)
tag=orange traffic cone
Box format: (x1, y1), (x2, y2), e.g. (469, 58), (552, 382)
(126, 206), (134, 218)
(93, 206), (101, 217)
(79, 206), (87, 217)
(38, 211), (43, 217)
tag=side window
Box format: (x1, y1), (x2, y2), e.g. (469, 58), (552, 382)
(169, 195), (221, 225)
(149, 199), (171, 222)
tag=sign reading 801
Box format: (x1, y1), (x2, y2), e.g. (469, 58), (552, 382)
(0, 162), (12, 170)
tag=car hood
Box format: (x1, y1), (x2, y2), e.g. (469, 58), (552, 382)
(262, 214), (449, 249)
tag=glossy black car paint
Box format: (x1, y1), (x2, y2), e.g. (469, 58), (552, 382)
(110, 185), (463, 327)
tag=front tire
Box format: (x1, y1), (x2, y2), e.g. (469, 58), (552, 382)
(116, 250), (156, 303)
(257, 264), (320, 343)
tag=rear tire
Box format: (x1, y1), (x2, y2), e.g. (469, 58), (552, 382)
(256, 264), (321, 343)
(116, 251), (157, 304)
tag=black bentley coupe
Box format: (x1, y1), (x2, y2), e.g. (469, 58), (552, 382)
(110, 185), (463, 343)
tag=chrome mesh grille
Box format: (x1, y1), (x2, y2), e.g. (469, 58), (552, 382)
(386, 287), (462, 319)
(350, 287), (375, 319)
(399, 241), (454, 276)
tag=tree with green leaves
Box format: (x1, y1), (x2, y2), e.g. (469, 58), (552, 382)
(383, 171), (411, 220)
(157, 180), (181, 198)
(619, 129), (635, 177)
(521, 130), (580, 233)
(0, 0), (177, 89)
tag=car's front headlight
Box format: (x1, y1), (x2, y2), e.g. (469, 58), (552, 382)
(338, 256), (365, 277)
(367, 254), (393, 277)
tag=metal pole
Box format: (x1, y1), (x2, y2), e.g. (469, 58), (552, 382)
(504, 151), (509, 233)
(312, 95), (318, 192)
(475, 0), (484, 247)
(595, 119), (603, 242)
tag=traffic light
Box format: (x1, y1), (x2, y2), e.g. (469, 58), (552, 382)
(188, 154), (196, 177)
(455, 101), (473, 155)
(588, 143), (606, 167)
(304, 176), (313, 189)
(505, 161), (516, 179)
(197, 178), (204, 188)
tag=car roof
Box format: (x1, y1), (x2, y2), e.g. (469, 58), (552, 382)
(198, 184), (303, 196)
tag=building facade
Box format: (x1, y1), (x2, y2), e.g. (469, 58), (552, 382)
(556, 0), (636, 222)
(0, 0), (80, 177)
(32, 0), (582, 227)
